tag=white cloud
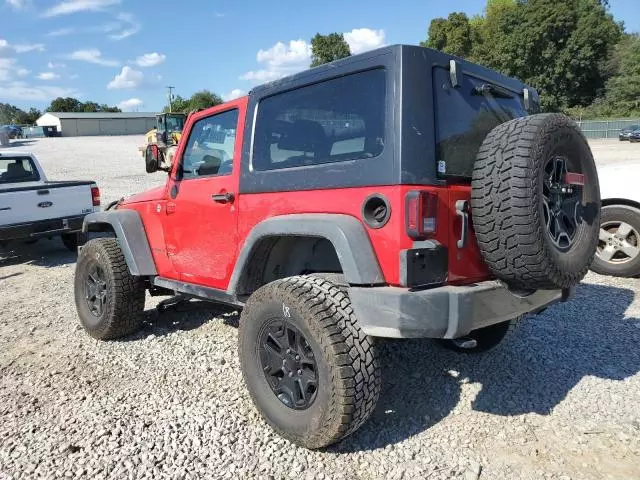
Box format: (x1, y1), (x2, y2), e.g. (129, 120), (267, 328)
(223, 88), (246, 101)
(0, 81), (78, 101)
(118, 97), (143, 111)
(13, 43), (45, 53)
(37, 72), (60, 80)
(68, 49), (119, 67)
(6, 0), (30, 9)
(239, 29), (384, 85)
(107, 12), (140, 40)
(134, 52), (165, 67)
(0, 38), (44, 56)
(0, 59), (16, 81)
(46, 27), (75, 37)
(47, 61), (66, 69)
(257, 39), (311, 67)
(240, 39), (311, 84)
(107, 66), (143, 89)
(214, 12), (225, 18)
(343, 28), (385, 55)
(43, 0), (120, 17)
(0, 58), (29, 81)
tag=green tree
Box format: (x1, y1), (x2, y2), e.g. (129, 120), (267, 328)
(424, 0), (621, 112)
(310, 33), (351, 67)
(46, 97), (121, 113)
(605, 34), (640, 106)
(47, 97), (83, 112)
(422, 12), (473, 58)
(0, 103), (25, 124)
(188, 90), (223, 111)
(162, 91), (224, 113)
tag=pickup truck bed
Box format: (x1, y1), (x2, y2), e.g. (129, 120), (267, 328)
(0, 153), (99, 245)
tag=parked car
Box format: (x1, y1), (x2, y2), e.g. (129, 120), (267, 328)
(0, 152), (100, 250)
(592, 162), (640, 277)
(619, 125), (640, 141)
(73, 45), (600, 449)
(5, 125), (23, 139)
(629, 129), (640, 143)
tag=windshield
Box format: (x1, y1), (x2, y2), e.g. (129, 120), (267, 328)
(166, 115), (185, 132)
(0, 156), (39, 184)
(433, 67), (529, 179)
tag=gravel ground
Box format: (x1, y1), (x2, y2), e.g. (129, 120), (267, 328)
(1, 136), (639, 480)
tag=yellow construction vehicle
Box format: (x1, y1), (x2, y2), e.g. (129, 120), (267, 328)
(140, 112), (186, 169)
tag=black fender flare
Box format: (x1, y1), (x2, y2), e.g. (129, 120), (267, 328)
(227, 214), (385, 295)
(82, 210), (157, 276)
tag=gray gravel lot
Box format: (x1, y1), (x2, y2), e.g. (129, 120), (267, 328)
(1, 136), (639, 480)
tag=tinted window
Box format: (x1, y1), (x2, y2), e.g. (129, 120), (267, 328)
(0, 157), (39, 184)
(433, 67), (527, 179)
(180, 109), (238, 179)
(252, 69), (386, 171)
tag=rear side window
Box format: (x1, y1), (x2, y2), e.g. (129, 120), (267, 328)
(252, 69), (386, 171)
(433, 67), (527, 179)
(0, 157), (39, 184)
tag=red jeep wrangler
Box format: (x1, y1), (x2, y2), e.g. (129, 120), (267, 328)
(74, 45), (600, 449)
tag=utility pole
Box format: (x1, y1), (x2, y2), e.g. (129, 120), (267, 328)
(166, 86), (175, 113)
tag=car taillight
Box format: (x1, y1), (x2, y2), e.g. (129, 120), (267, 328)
(91, 186), (101, 207)
(406, 191), (438, 239)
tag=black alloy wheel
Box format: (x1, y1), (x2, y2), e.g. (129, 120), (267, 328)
(258, 319), (318, 410)
(85, 263), (108, 317)
(542, 155), (583, 251)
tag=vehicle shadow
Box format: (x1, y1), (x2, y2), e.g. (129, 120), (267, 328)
(333, 282), (639, 452)
(0, 238), (76, 268)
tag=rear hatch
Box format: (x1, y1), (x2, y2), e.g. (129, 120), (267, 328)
(432, 65), (536, 285)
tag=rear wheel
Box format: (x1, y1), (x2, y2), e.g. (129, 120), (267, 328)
(591, 205), (640, 277)
(74, 238), (145, 339)
(238, 275), (380, 449)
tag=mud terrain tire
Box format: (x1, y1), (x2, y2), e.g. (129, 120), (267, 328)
(471, 113), (600, 290)
(238, 275), (380, 449)
(74, 238), (145, 339)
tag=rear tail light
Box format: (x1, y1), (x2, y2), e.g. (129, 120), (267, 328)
(405, 190), (438, 239)
(91, 185), (101, 207)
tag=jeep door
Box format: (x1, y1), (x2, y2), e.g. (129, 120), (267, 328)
(162, 98), (247, 290)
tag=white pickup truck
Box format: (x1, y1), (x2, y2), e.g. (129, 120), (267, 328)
(0, 152), (100, 251)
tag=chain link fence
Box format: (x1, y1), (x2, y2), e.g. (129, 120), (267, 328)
(575, 118), (640, 139)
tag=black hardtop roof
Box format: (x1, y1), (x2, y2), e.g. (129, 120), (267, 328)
(250, 44), (532, 97)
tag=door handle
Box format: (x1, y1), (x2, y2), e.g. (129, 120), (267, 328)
(211, 192), (234, 204)
(455, 200), (469, 249)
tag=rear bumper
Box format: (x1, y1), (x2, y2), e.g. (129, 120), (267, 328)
(348, 281), (571, 339)
(0, 215), (85, 242)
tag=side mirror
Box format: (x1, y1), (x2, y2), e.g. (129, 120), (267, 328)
(145, 144), (160, 173)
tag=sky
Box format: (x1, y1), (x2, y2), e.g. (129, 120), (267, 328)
(0, 0), (638, 112)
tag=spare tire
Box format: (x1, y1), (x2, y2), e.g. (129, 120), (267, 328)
(471, 113), (600, 290)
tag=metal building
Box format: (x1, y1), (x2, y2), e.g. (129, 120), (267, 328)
(36, 112), (156, 137)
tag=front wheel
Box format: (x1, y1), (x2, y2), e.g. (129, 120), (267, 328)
(591, 205), (640, 277)
(74, 238), (145, 340)
(238, 276), (381, 449)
